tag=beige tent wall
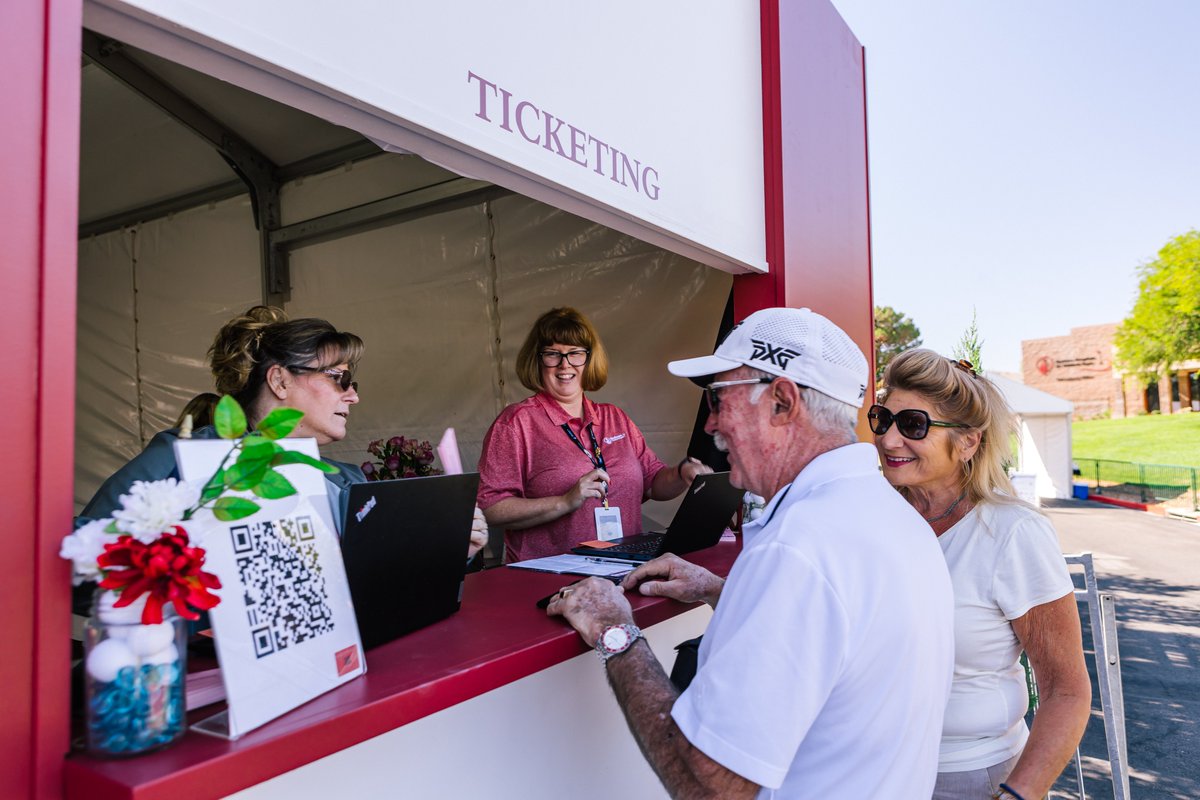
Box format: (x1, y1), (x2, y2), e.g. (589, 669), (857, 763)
(76, 197), (261, 507)
(75, 154), (731, 523)
(76, 230), (140, 500)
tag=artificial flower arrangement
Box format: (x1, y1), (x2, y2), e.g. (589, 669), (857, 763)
(361, 435), (442, 481)
(60, 395), (338, 756)
(61, 395), (337, 623)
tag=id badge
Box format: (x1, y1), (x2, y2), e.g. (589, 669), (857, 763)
(594, 506), (624, 541)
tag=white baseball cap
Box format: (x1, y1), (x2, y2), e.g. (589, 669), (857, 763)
(668, 307), (869, 408)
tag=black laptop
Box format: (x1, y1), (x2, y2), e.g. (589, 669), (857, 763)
(571, 471), (743, 562)
(341, 473), (479, 649)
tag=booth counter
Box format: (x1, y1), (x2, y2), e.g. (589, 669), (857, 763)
(64, 543), (739, 800)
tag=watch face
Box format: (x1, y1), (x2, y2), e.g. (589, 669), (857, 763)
(603, 627), (630, 651)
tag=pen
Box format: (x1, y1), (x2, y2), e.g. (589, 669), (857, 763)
(584, 556), (640, 565)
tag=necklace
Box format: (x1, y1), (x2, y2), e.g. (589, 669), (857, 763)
(924, 490), (968, 523)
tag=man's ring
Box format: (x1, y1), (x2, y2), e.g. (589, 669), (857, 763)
(559, 587), (574, 599)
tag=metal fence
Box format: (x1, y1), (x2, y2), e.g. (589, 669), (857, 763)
(1075, 457), (1200, 511)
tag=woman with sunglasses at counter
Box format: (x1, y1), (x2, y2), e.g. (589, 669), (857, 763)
(871, 348), (1090, 800)
(79, 306), (487, 559)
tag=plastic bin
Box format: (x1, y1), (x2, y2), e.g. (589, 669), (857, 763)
(1009, 472), (1039, 506)
(1072, 483), (1089, 500)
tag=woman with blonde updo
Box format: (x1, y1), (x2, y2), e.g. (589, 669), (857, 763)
(81, 306), (487, 557)
(871, 348), (1090, 800)
(82, 307), (366, 528)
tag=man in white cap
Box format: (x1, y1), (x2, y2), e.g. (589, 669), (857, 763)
(547, 307), (954, 799)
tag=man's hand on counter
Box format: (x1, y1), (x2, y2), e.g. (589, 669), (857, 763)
(546, 577), (634, 647)
(621, 554), (725, 609)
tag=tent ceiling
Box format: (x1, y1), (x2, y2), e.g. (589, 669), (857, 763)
(80, 32), (384, 230)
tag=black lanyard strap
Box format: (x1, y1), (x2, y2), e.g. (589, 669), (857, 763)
(561, 422), (606, 473)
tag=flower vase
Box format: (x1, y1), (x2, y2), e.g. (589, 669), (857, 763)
(83, 591), (187, 756)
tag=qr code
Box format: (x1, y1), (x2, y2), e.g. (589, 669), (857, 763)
(230, 515), (336, 659)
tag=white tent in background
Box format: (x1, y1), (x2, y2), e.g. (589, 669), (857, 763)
(990, 373), (1075, 500)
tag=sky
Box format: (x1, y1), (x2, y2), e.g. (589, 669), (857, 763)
(827, 0), (1200, 374)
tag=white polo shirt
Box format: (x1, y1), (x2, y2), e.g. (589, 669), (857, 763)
(671, 443), (955, 799)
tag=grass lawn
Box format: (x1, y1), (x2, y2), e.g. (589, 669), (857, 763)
(1073, 413), (1200, 467)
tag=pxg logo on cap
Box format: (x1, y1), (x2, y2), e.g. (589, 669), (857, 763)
(750, 339), (801, 370)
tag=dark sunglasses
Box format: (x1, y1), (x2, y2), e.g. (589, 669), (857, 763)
(867, 404), (968, 440)
(287, 365), (358, 393)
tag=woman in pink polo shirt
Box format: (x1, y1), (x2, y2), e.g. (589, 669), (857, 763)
(477, 307), (710, 562)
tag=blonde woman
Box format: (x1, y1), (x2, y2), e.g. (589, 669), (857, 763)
(872, 349), (1090, 800)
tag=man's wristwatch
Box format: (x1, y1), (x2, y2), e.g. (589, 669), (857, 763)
(595, 623), (643, 663)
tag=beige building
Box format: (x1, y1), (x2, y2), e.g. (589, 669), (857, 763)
(1021, 323), (1200, 419)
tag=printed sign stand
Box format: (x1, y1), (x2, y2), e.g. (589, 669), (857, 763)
(174, 438), (365, 740)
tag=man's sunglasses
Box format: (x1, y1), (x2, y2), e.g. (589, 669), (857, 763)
(704, 377), (775, 413)
(867, 404), (968, 441)
(287, 365), (358, 392)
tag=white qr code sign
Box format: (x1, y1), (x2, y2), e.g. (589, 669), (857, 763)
(175, 438), (365, 739)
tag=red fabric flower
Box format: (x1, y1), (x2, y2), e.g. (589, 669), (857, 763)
(98, 527), (222, 624)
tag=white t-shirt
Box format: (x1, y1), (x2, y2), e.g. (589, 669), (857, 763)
(671, 443), (955, 799)
(937, 501), (1074, 772)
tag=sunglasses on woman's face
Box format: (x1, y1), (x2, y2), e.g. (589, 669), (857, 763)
(288, 365), (358, 392)
(867, 404), (968, 440)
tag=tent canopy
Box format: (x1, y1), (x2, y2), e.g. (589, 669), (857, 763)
(991, 373), (1074, 500)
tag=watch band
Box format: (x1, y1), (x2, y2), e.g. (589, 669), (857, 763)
(595, 623), (643, 663)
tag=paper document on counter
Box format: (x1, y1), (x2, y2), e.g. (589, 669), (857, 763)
(507, 554), (637, 578)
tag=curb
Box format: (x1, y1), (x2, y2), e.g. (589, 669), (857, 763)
(1087, 495), (1150, 512)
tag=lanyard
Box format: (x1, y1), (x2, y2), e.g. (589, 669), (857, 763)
(560, 422), (606, 473)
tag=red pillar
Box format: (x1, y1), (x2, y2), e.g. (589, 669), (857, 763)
(0, 0), (82, 797)
(742, 0), (875, 387)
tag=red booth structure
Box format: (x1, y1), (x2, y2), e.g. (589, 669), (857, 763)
(2, 0), (871, 796)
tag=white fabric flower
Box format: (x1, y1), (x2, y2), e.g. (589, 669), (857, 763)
(112, 478), (201, 542)
(59, 519), (119, 585)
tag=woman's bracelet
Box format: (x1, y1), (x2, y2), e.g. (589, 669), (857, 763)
(991, 784), (1026, 800)
(677, 457), (691, 479)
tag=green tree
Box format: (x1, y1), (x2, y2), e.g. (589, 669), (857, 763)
(874, 305), (922, 381)
(953, 308), (985, 374)
(1115, 230), (1200, 377)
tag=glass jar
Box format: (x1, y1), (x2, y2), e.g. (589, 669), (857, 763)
(83, 591), (187, 756)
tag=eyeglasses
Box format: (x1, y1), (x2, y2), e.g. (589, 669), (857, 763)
(287, 365), (358, 393)
(704, 378), (775, 414)
(867, 404), (968, 440)
(539, 349), (590, 367)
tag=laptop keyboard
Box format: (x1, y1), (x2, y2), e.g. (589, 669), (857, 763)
(611, 533), (665, 556)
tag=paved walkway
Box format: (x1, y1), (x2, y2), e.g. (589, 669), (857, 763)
(1044, 499), (1200, 799)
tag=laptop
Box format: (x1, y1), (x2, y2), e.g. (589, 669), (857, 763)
(571, 471), (743, 562)
(341, 473), (479, 650)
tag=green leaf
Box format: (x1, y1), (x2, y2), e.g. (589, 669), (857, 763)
(240, 439), (281, 463)
(257, 408), (304, 440)
(272, 449), (339, 473)
(104, 520), (119, 534)
(225, 460), (270, 491)
(214, 395), (247, 439)
(199, 470), (226, 503)
(252, 469), (297, 499)
(213, 497), (261, 521)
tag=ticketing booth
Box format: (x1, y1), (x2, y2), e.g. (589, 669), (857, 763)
(3, 0), (871, 796)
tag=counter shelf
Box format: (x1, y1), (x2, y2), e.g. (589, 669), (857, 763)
(64, 542), (739, 800)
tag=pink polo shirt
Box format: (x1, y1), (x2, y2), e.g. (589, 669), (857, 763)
(477, 392), (670, 562)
